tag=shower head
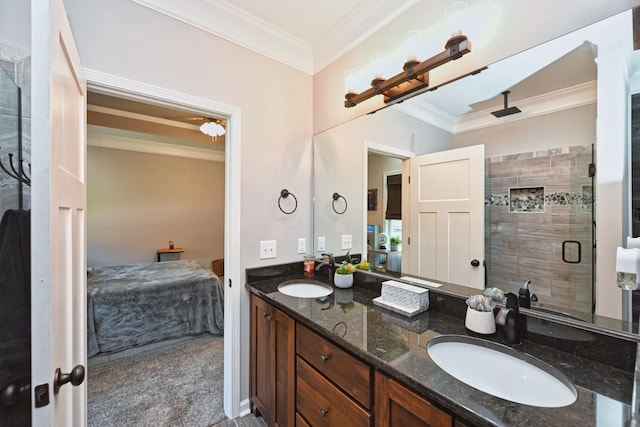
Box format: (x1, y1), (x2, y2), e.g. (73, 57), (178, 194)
(491, 91), (521, 118)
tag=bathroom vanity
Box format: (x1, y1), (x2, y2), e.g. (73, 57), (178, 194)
(247, 263), (634, 427)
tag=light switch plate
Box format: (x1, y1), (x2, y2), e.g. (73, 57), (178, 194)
(318, 236), (326, 252)
(297, 238), (306, 254)
(341, 234), (352, 250)
(260, 240), (277, 259)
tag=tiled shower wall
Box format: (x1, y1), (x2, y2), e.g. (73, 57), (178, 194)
(485, 145), (594, 316)
(0, 42), (31, 213)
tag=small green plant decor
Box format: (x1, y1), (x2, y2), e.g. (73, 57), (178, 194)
(390, 236), (402, 251)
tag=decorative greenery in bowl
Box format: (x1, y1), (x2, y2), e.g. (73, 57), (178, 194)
(465, 294), (495, 312)
(483, 287), (505, 303)
(389, 236), (402, 245)
(355, 259), (371, 271)
(339, 302), (356, 313)
(336, 261), (356, 274)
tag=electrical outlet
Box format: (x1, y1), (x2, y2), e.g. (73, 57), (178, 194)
(259, 240), (277, 259)
(317, 236), (326, 252)
(341, 234), (352, 250)
(297, 238), (306, 254)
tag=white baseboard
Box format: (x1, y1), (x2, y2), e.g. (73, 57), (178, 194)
(239, 398), (251, 417)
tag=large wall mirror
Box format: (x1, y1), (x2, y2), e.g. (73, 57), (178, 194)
(314, 11), (637, 337)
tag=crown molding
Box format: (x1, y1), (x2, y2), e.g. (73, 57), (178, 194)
(129, 0), (419, 75)
(394, 97), (457, 134)
(88, 128), (225, 162)
(130, 0), (313, 74)
(396, 81), (597, 134)
(454, 81), (597, 133)
(312, 0), (419, 73)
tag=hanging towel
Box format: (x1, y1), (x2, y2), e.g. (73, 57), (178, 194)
(0, 209), (31, 416)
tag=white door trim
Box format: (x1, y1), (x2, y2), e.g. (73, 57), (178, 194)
(83, 68), (242, 418)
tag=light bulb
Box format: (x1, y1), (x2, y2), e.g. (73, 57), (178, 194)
(446, 0), (469, 38)
(403, 31), (421, 63)
(371, 51), (386, 80)
(345, 69), (358, 95)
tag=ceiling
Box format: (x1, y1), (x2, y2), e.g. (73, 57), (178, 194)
(87, 92), (227, 151)
(129, 0), (419, 74)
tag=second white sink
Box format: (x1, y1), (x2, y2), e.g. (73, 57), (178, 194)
(427, 335), (577, 408)
(278, 280), (333, 298)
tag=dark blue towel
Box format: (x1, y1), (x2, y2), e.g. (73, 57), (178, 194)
(0, 209), (31, 425)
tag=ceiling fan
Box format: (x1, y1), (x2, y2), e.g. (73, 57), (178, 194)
(167, 115), (227, 142)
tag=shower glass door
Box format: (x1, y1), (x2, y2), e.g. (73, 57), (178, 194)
(485, 144), (595, 321)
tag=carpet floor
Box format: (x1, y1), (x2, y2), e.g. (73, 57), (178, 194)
(88, 334), (225, 427)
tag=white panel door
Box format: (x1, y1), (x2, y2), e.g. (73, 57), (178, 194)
(31, 0), (87, 425)
(408, 145), (484, 289)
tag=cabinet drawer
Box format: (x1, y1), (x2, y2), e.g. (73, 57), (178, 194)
(296, 412), (311, 427)
(296, 324), (372, 408)
(296, 357), (371, 427)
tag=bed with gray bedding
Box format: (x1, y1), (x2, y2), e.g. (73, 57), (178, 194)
(87, 259), (224, 357)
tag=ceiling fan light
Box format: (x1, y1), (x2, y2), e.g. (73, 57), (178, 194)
(200, 121), (225, 137)
(200, 122), (213, 136)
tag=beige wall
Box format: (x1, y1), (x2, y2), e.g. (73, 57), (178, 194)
(63, 0), (313, 403)
(87, 144), (224, 269)
(453, 104), (596, 156)
(314, 107), (452, 257)
(64, 0), (314, 269)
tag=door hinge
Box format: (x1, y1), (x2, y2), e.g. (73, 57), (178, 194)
(407, 175), (410, 184)
(407, 237), (410, 245)
(588, 163), (596, 177)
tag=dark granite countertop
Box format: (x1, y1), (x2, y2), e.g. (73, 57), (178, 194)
(246, 266), (634, 427)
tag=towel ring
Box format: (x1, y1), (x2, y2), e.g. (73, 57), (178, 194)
(332, 321), (347, 337)
(332, 192), (347, 214)
(278, 189), (298, 214)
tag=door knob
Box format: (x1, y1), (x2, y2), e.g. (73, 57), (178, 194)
(470, 259), (480, 267)
(53, 365), (85, 394)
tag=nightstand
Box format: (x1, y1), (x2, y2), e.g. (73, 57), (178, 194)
(156, 248), (184, 262)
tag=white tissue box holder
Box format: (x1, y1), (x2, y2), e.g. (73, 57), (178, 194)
(373, 280), (429, 317)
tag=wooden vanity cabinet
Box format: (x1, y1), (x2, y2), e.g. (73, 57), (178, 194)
(296, 356), (371, 426)
(250, 294), (295, 427)
(375, 372), (452, 427)
(296, 324), (372, 409)
(295, 324), (373, 426)
(250, 294), (462, 427)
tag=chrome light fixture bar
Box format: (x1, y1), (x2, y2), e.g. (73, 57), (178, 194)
(345, 34), (472, 108)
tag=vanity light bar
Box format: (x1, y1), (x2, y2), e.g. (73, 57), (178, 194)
(345, 34), (472, 108)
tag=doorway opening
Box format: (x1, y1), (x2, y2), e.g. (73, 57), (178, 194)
(83, 72), (242, 423)
(363, 142), (413, 274)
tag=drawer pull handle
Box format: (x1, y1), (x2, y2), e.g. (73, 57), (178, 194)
(321, 355), (329, 363)
(262, 312), (273, 321)
(320, 409), (329, 417)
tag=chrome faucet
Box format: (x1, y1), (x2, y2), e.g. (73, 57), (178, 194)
(315, 253), (336, 283)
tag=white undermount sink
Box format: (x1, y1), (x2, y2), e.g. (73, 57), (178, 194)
(277, 280), (333, 298)
(427, 335), (578, 408)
